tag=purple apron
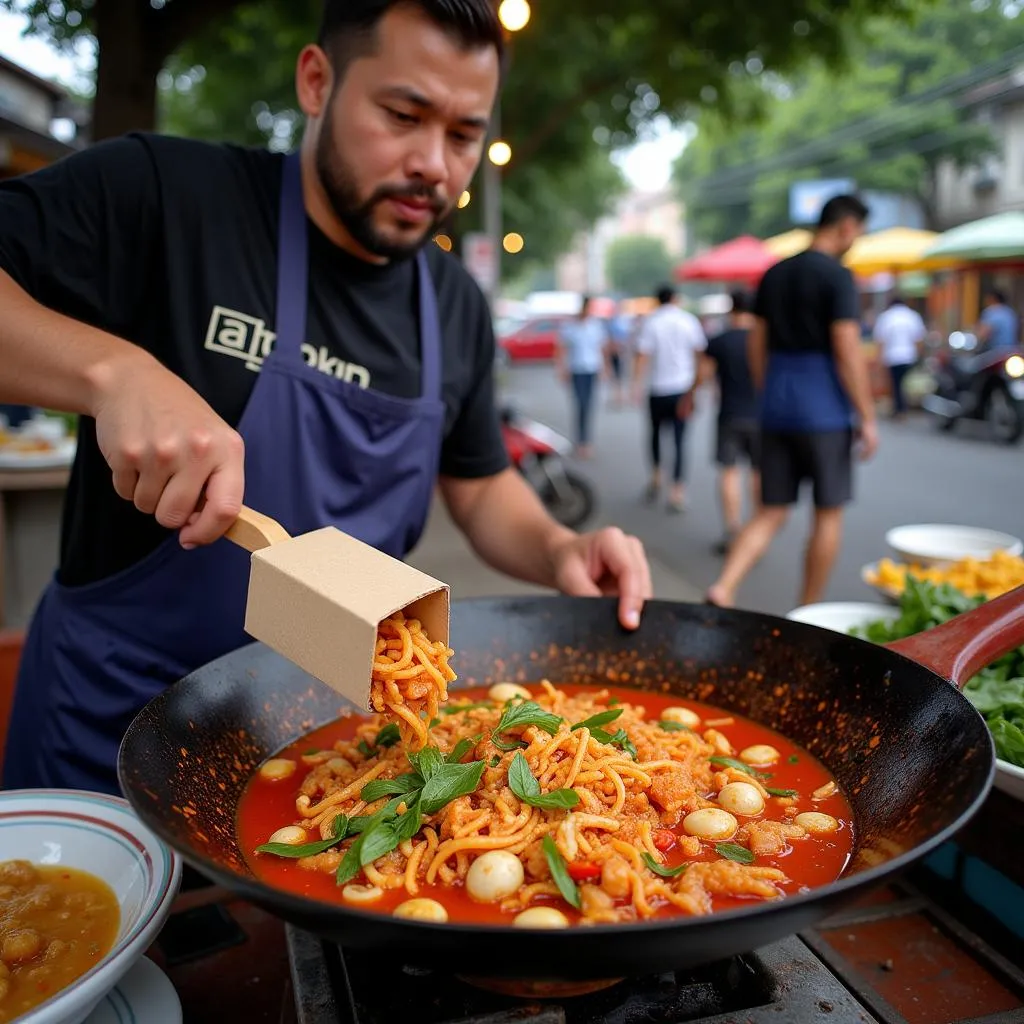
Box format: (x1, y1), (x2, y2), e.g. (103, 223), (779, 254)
(3, 152), (446, 794)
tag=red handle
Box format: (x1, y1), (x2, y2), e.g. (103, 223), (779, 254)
(885, 583), (1024, 686)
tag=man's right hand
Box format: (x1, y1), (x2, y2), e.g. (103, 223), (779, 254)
(91, 350), (245, 548)
(856, 419), (879, 461)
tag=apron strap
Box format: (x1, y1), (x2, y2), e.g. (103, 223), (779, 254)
(415, 250), (443, 401)
(275, 151), (308, 356)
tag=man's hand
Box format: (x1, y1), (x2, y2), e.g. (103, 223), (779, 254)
(91, 349), (245, 548)
(548, 527), (652, 630)
(856, 418), (879, 461)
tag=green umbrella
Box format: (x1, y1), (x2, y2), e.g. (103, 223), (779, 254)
(923, 211), (1024, 262)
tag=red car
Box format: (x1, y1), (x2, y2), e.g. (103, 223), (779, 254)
(497, 316), (570, 362)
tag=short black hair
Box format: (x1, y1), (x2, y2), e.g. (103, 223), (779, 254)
(656, 284), (675, 305)
(818, 194), (870, 229)
(318, 0), (504, 77)
(986, 287), (1007, 305)
(729, 289), (751, 315)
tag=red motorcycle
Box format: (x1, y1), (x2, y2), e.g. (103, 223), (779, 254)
(500, 405), (597, 529)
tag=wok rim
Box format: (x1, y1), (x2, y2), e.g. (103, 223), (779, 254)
(117, 596), (998, 945)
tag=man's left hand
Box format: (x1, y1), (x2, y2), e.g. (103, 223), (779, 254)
(548, 527), (652, 630)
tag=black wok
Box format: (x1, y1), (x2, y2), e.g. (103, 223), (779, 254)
(118, 591), (1024, 981)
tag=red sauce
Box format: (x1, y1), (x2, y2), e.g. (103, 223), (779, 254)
(237, 685), (854, 924)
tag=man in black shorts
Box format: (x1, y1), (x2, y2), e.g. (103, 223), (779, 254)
(703, 290), (761, 555)
(707, 195), (879, 608)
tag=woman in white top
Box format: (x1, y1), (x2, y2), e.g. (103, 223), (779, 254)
(873, 295), (926, 420)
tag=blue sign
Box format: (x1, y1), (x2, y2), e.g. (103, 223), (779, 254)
(789, 179), (857, 225)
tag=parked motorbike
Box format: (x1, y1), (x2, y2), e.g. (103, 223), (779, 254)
(500, 405), (597, 528)
(921, 332), (1024, 445)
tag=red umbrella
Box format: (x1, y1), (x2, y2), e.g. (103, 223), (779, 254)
(675, 235), (776, 284)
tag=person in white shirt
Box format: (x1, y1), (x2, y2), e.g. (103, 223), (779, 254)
(633, 285), (708, 512)
(873, 295), (926, 420)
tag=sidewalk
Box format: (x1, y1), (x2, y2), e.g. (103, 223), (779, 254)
(407, 491), (705, 603)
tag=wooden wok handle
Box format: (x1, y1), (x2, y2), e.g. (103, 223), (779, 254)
(224, 505), (291, 552)
(885, 582), (1024, 687)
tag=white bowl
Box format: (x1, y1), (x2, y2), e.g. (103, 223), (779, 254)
(0, 789), (182, 1024)
(885, 524), (1023, 567)
(786, 601), (900, 635)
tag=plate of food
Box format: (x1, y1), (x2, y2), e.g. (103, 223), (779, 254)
(885, 524), (1023, 567)
(0, 432), (76, 470)
(862, 549), (1024, 604)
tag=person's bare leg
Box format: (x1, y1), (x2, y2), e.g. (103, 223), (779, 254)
(719, 466), (742, 535)
(706, 505), (789, 606)
(800, 507), (844, 606)
(748, 469), (762, 518)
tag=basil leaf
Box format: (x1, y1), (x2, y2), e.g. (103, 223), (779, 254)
(304, 748), (321, 755)
(428, 718), (441, 729)
(359, 816), (402, 866)
(493, 700), (563, 738)
(395, 796), (424, 843)
(489, 755), (502, 768)
(765, 787), (798, 798)
(408, 746), (446, 782)
(592, 727), (637, 760)
(658, 720), (691, 732)
(709, 756), (765, 778)
(446, 735), (482, 764)
(360, 774), (423, 803)
(357, 740), (373, 757)
(349, 797), (404, 834)
(788, 755), (800, 764)
(542, 835), (581, 909)
(607, 697), (621, 707)
(491, 734), (530, 752)
(420, 760), (487, 815)
(335, 837), (365, 886)
(716, 842), (755, 865)
(441, 702), (493, 715)
(571, 708), (623, 732)
(507, 752), (579, 811)
(255, 814), (349, 859)
(375, 724), (401, 748)
(641, 852), (688, 878)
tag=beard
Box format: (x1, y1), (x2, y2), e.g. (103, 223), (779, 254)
(315, 112), (449, 261)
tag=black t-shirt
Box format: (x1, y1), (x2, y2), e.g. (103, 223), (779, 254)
(705, 327), (757, 423)
(0, 133), (508, 586)
(754, 249), (860, 353)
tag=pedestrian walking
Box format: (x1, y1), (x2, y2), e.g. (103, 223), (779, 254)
(873, 294), (926, 420)
(633, 284), (707, 513)
(707, 195), (879, 608)
(556, 296), (609, 459)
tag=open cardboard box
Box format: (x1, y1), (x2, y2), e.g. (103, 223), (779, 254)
(232, 514), (449, 711)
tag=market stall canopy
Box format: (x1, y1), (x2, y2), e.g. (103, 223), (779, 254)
(922, 212), (1024, 263)
(843, 227), (951, 276)
(763, 229), (811, 260)
(675, 235), (775, 284)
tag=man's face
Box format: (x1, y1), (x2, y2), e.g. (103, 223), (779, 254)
(312, 6), (499, 261)
(835, 216), (866, 258)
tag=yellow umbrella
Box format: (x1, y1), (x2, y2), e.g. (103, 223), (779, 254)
(843, 227), (953, 275)
(763, 229), (811, 260)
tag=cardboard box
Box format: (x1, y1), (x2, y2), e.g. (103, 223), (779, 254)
(241, 526), (449, 710)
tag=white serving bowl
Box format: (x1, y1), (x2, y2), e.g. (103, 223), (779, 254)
(885, 524), (1023, 567)
(0, 789), (181, 1024)
(786, 601), (900, 635)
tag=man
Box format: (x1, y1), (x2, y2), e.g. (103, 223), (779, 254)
(977, 288), (1020, 351)
(702, 290), (761, 555)
(707, 195), (878, 608)
(0, 0), (651, 795)
(633, 285), (707, 513)
(555, 295), (609, 459)
(873, 294), (926, 420)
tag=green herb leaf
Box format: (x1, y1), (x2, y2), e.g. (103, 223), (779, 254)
(360, 774), (423, 803)
(658, 720), (691, 733)
(541, 834), (581, 909)
(592, 727), (637, 760)
(716, 842), (755, 865)
(407, 746), (446, 782)
(419, 760), (487, 815)
(446, 735), (482, 764)
(255, 814), (348, 859)
(493, 700), (563, 738)
(507, 752), (580, 810)
(335, 839), (364, 886)
(428, 718), (441, 729)
(441, 702), (493, 716)
(489, 755), (501, 768)
(395, 795), (424, 843)
(359, 816), (402, 865)
(641, 852), (688, 878)
(491, 734), (530, 752)
(357, 740), (373, 757)
(607, 697), (621, 707)
(765, 787), (798, 798)
(375, 724), (401, 748)
(571, 708), (623, 732)
(788, 755), (800, 764)
(709, 756), (766, 778)
(304, 748), (321, 755)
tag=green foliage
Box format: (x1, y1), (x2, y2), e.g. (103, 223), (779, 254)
(604, 235), (673, 297)
(676, 1), (1024, 244)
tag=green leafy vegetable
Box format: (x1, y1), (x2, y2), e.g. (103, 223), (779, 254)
(420, 760), (487, 815)
(765, 787), (799, 798)
(375, 724), (401, 748)
(491, 734), (530, 752)
(716, 843), (755, 864)
(788, 755), (800, 765)
(507, 752), (580, 810)
(395, 796), (424, 843)
(607, 697), (621, 707)
(571, 708), (624, 732)
(255, 814), (348, 858)
(446, 735), (482, 764)
(709, 756), (765, 778)
(429, 718), (441, 729)
(489, 754), (502, 768)
(407, 745), (446, 782)
(658, 720), (691, 733)
(441, 702), (493, 715)
(541, 835), (581, 909)
(641, 852), (688, 878)
(592, 727), (637, 759)
(360, 774), (423, 802)
(494, 700), (563, 737)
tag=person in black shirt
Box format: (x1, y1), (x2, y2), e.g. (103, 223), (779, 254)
(0, 0), (652, 795)
(702, 290), (761, 555)
(707, 195), (879, 609)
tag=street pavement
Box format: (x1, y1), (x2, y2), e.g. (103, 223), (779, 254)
(429, 362), (1024, 618)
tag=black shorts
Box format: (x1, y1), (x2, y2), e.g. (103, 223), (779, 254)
(760, 430), (853, 509)
(716, 419), (761, 468)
